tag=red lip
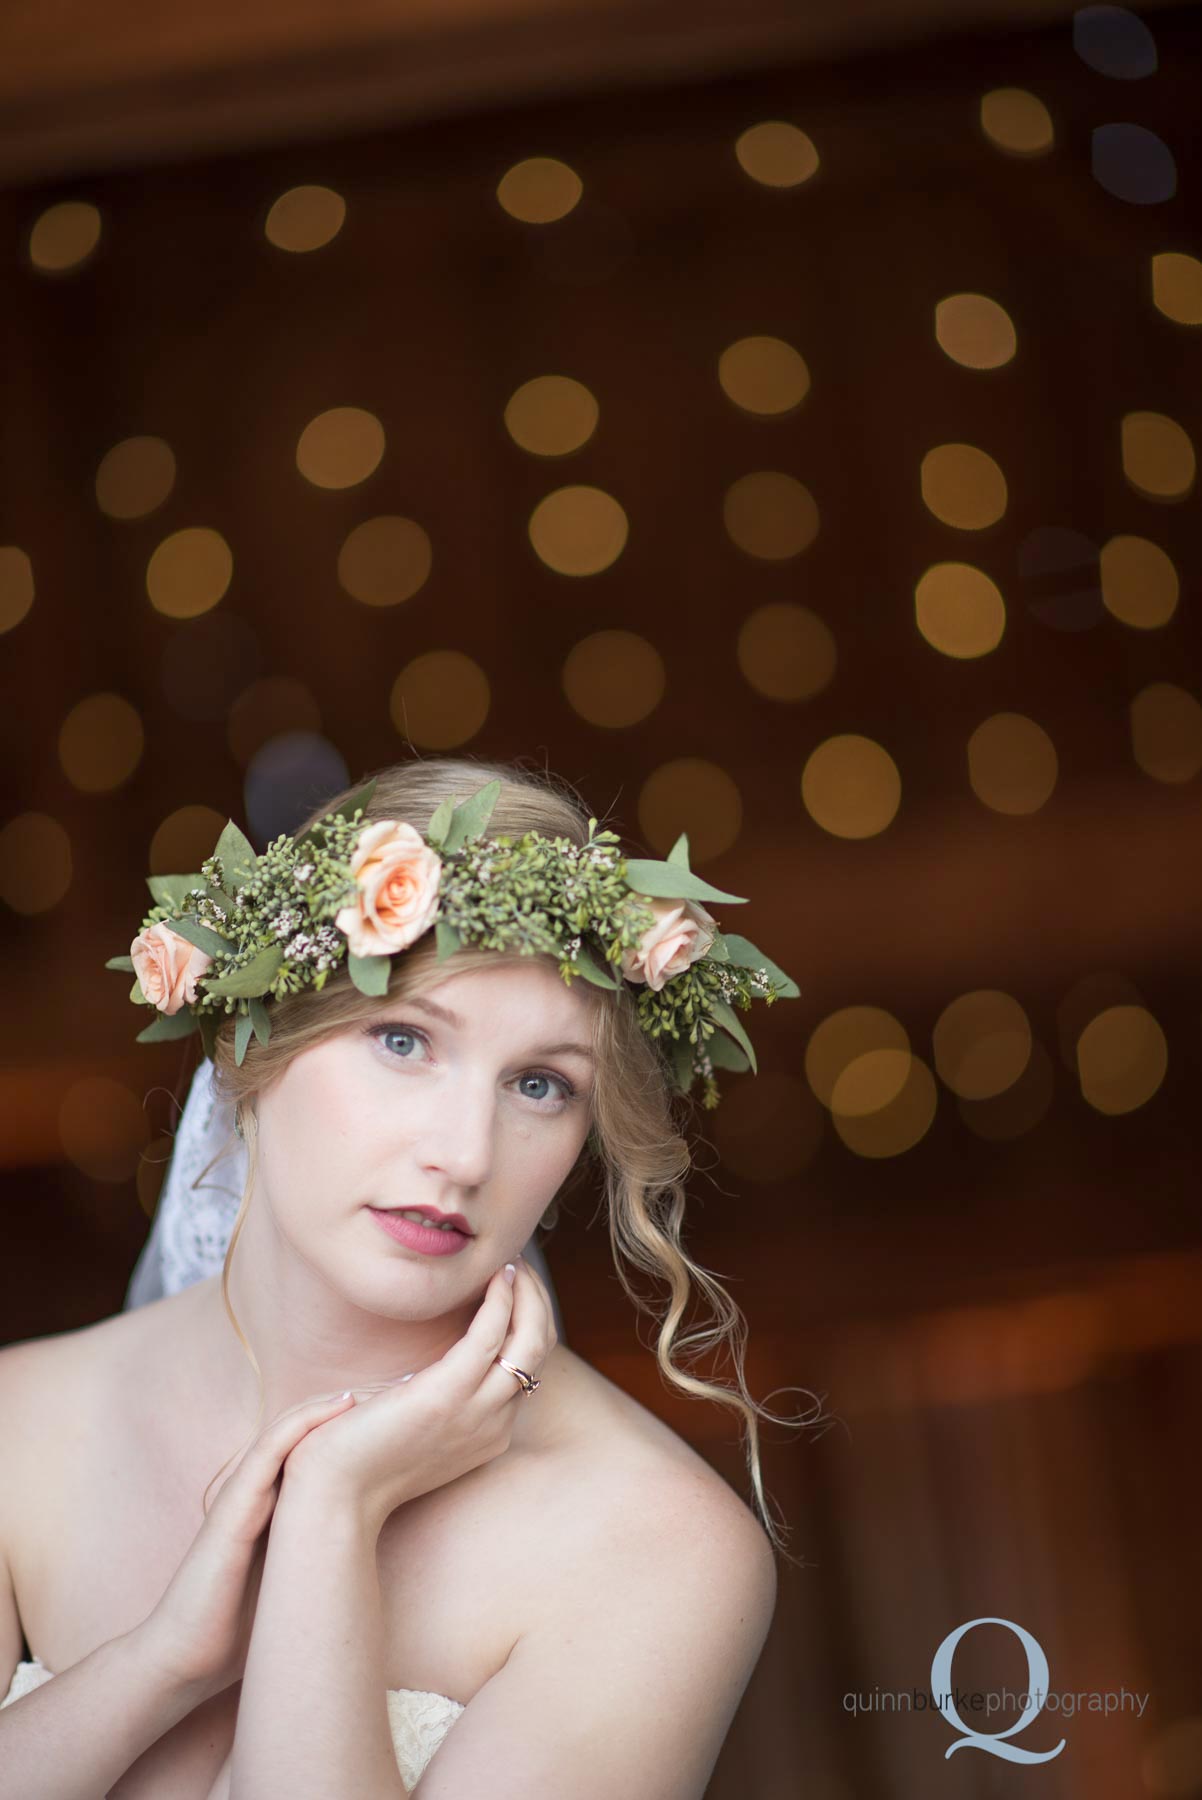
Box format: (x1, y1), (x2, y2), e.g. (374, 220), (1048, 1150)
(372, 1203), (474, 1236)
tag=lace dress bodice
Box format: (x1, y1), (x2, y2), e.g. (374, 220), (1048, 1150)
(1, 1654), (465, 1791)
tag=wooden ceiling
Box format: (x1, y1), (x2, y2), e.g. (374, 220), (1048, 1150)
(2, 0), (1193, 187)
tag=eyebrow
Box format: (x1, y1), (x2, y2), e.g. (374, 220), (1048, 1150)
(402, 992), (595, 1062)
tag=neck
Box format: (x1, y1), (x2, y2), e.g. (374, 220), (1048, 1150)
(182, 1199), (554, 1458)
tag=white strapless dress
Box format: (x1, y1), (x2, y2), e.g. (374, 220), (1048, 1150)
(2, 1654), (465, 1791)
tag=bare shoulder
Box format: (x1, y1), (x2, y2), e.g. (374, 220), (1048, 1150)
(535, 1346), (778, 1622)
(0, 1292), (178, 1439)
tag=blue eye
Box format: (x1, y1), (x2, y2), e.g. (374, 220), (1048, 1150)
(366, 1024), (577, 1111)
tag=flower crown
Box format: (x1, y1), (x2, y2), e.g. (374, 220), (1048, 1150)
(106, 777), (799, 1109)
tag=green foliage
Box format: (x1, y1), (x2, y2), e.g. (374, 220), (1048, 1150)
(108, 784), (800, 1107)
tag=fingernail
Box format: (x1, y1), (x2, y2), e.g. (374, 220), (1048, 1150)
(503, 1263), (516, 1284)
(340, 1390), (353, 1400)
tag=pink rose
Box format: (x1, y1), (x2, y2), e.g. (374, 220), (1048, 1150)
(130, 922), (214, 1015)
(334, 819), (442, 958)
(619, 896), (718, 991)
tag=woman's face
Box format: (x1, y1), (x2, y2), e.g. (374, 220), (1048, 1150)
(252, 959), (597, 1313)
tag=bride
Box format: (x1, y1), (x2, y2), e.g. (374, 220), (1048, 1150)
(0, 754), (810, 1798)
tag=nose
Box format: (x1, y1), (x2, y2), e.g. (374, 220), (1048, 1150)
(413, 1069), (495, 1191)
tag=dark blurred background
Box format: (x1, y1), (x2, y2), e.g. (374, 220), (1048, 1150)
(2, 0), (1201, 1794)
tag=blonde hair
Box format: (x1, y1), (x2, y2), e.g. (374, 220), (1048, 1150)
(195, 751), (825, 1562)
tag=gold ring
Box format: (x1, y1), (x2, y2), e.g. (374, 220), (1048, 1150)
(496, 1356), (541, 1396)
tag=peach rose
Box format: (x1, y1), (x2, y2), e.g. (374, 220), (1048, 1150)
(619, 895), (718, 991)
(334, 819), (442, 958)
(131, 922), (214, 1015)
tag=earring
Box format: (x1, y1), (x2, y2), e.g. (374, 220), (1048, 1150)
(538, 1198), (559, 1232)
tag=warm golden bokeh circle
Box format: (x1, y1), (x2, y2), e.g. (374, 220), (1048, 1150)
(0, 547), (35, 635)
(637, 759), (741, 863)
(1099, 534), (1179, 628)
(296, 407), (385, 489)
(1151, 251), (1202, 325)
(561, 629), (665, 727)
(58, 693), (145, 793)
(95, 437), (177, 520)
(28, 201), (102, 272)
(921, 443), (1008, 529)
(934, 294), (1018, 369)
(915, 562), (1007, 658)
(1121, 410), (1196, 500)
(264, 185), (346, 252)
(528, 486), (628, 576)
(932, 991), (1033, 1100)
(504, 376), (599, 456)
(737, 602), (836, 700)
(496, 158), (583, 224)
(723, 471), (819, 560)
(718, 336), (811, 416)
(1129, 682), (1202, 782)
(338, 516), (433, 607)
(831, 1056), (939, 1158)
(802, 736), (901, 839)
(734, 122), (820, 188)
(979, 89), (1055, 156)
(146, 528), (234, 619)
(805, 1006), (911, 1110)
(390, 651), (490, 749)
(967, 713), (1058, 813)
(0, 813), (72, 913)
(1076, 1005), (1168, 1116)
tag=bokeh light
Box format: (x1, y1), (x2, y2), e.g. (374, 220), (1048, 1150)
(734, 122), (820, 188)
(28, 201), (102, 272)
(723, 472), (819, 560)
(338, 516), (433, 607)
(149, 805), (226, 875)
(528, 486), (628, 576)
(979, 89), (1055, 156)
(737, 602), (836, 700)
(390, 651), (490, 749)
(504, 376), (598, 457)
(718, 337), (811, 416)
(58, 693), (145, 793)
(561, 630), (665, 728)
(496, 158), (583, 223)
(95, 437), (176, 520)
(967, 713), (1058, 813)
(264, 185), (346, 252)
(921, 444), (1008, 530)
(637, 759), (741, 863)
(1129, 682), (1202, 782)
(915, 563), (1007, 658)
(0, 547), (34, 635)
(296, 407), (385, 489)
(802, 736), (901, 839)
(0, 814), (72, 913)
(1077, 1005), (1168, 1115)
(147, 528), (234, 619)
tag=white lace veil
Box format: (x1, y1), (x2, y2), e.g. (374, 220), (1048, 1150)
(123, 1056), (567, 1344)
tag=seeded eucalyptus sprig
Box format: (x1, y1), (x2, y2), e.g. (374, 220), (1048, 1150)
(107, 776), (799, 1104)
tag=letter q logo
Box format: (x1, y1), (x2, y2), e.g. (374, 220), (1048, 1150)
(931, 1617), (1066, 1764)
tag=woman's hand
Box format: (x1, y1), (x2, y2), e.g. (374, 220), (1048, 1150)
(279, 1256), (556, 1536)
(139, 1390), (359, 1702)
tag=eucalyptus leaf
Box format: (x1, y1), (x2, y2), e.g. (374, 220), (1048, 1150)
(666, 1033), (696, 1095)
(425, 795), (460, 850)
(442, 781), (502, 854)
(623, 859), (747, 905)
(203, 945), (284, 998)
(706, 997), (758, 1074)
(665, 833), (692, 872)
(249, 995), (271, 1048)
(106, 955), (135, 972)
(705, 1030), (751, 1072)
(435, 921), (462, 960)
(130, 978), (151, 1006)
(213, 821), (258, 891)
(161, 915), (229, 958)
(146, 873), (205, 910)
(136, 1009), (200, 1044)
(348, 951), (391, 997)
(718, 934), (800, 999)
(571, 941), (620, 990)
(234, 1009), (254, 1067)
